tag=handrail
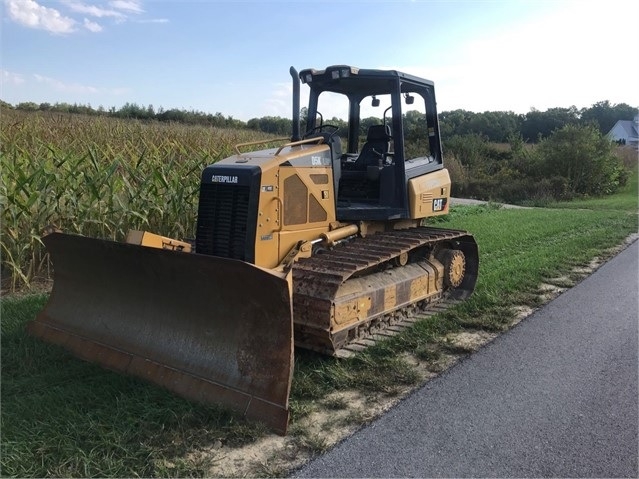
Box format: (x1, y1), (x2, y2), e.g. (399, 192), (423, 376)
(234, 136), (325, 157)
(274, 137), (324, 156)
(234, 137), (289, 155)
(274, 197), (283, 232)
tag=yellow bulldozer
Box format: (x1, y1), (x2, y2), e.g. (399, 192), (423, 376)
(28, 66), (479, 434)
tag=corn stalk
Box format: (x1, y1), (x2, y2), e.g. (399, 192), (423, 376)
(1, 110), (273, 291)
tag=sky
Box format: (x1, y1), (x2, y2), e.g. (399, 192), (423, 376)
(1, 0), (638, 121)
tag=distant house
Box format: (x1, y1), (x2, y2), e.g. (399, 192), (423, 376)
(607, 114), (639, 148)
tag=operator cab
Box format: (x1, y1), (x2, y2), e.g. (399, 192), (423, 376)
(298, 65), (444, 221)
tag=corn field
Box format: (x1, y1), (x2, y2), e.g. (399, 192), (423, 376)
(1, 109), (272, 292)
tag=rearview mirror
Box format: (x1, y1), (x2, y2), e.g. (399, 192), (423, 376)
(372, 96), (380, 107)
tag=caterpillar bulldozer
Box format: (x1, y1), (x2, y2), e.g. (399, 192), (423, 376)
(28, 66), (478, 434)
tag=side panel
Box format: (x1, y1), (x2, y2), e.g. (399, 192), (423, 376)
(277, 165), (336, 260)
(407, 168), (451, 219)
(254, 166), (281, 269)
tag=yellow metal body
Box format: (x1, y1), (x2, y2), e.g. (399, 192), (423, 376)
(213, 139), (453, 269)
(407, 168), (452, 219)
(227, 141), (337, 269)
(126, 230), (192, 252)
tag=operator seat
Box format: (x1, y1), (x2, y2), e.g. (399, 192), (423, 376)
(338, 124), (391, 201)
(354, 124), (391, 170)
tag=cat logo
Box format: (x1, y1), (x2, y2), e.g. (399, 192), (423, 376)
(211, 175), (239, 184)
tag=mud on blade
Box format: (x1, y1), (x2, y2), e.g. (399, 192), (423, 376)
(27, 232), (294, 434)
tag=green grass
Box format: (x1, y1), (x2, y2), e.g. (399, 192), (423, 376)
(2, 171), (638, 477)
(547, 165), (638, 212)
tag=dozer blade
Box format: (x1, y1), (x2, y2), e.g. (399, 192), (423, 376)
(27, 232), (294, 434)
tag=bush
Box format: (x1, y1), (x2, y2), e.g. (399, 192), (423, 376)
(614, 146), (638, 170)
(444, 134), (490, 168)
(446, 126), (630, 204)
(535, 124), (628, 196)
(445, 153), (469, 195)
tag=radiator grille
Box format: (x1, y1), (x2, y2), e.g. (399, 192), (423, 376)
(196, 183), (250, 260)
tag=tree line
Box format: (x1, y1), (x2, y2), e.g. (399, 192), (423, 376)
(3, 98), (635, 204)
(2, 99), (636, 143)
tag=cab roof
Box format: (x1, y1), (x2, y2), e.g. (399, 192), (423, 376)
(298, 65), (435, 96)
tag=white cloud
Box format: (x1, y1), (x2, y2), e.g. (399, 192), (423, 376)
(5, 0), (76, 34)
(5, 0), (161, 34)
(109, 0), (143, 14)
(2, 70), (132, 107)
(34, 74), (100, 94)
(134, 18), (169, 24)
(83, 18), (103, 32)
(1, 69), (26, 85)
(62, 0), (125, 19)
(30, 74), (135, 98)
(263, 81), (316, 120)
(263, 82), (292, 117)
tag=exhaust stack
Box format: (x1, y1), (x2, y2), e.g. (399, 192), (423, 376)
(290, 66), (301, 142)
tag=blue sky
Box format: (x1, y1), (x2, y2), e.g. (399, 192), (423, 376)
(2, 0), (638, 121)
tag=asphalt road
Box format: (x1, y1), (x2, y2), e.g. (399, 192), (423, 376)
(294, 240), (638, 478)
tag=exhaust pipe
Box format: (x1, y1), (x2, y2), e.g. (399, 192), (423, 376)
(290, 66), (301, 142)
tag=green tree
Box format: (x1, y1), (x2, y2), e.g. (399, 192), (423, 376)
(439, 109), (474, 138)
(521, 107), (580, 142)
(16, 102), (39, 111)
(443, 133), (490, 168)
(468, 111), (522, 142)
(580, 101), (638, 133)
(536, 124), (627, 196)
